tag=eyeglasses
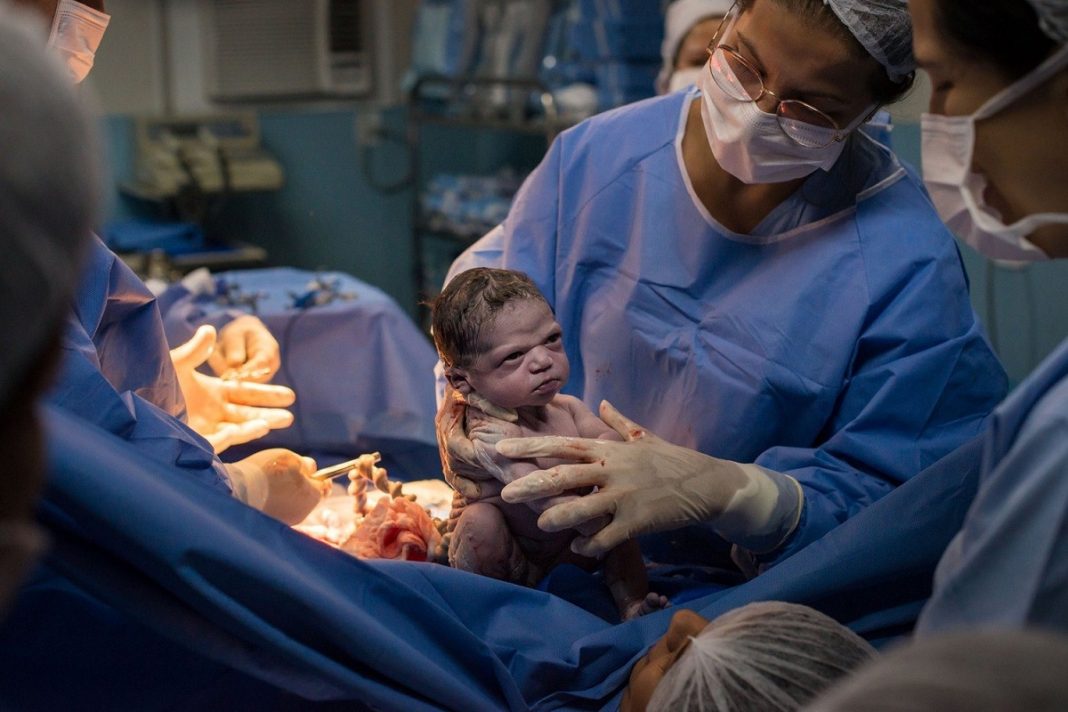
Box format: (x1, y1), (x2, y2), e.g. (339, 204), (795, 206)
(706, 5), (852, 148)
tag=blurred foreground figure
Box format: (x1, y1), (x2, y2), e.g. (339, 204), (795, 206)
(806, 630), (1068, 712)
(7, 0), (328, 523)
(0, 2), (99, 613)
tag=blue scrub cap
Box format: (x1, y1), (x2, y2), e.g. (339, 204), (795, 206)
(0, 5), (98, 409)
(823, 0), (915, 82)
(1028, 0), (1068, 44)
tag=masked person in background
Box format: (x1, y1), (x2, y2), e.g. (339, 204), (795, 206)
(904, 0), (1068, 635)
(9, 0), (328, 524)
(438, 0), (1007, 575)
(0, 4), (98, 613)
(657, 0), (733, 94)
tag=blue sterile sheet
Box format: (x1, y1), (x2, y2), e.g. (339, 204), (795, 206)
(0, 406), (982, 710)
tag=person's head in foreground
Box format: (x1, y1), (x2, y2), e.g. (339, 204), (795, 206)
(804, 630), (1068, 711)
(432, 268), (568, 410)
(658, 0), (734, 93)
(623, 601), (877, 711)
(0, 1), (100, 613)
(910, 0), (1068, 260)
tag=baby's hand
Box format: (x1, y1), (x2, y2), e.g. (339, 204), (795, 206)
(465, 391), (518, 423)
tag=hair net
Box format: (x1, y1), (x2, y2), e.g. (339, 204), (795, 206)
(1028, 0), (1068, 44)
(648, 601), (877, 711)
(823, 0), (915, 82)
(805, 631), (1068, 712)
(0, 3), (99, 410)
(657, 0), (734, 93)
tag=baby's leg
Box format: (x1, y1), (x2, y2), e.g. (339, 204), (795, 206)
(448, 502), (540, 586)
(604, 540), (669, 621)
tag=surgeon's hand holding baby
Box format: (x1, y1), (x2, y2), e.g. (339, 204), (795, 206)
(499, 403), (802, 559)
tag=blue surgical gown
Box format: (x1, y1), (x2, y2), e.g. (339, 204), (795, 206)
(445, 89), (1007, 564)
(916, 335), (1068, 635)
(46, 236), (230, 493)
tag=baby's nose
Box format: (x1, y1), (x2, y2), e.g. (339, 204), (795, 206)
(529, 347), (552, 369)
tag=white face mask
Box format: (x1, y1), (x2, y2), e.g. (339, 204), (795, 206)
(697, 51), (870, 185)
(668, 66), (704, 94)
(921, 44), (1068, 263)
(47, 0), (111, 84)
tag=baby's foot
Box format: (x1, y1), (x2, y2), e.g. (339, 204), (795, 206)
(622, 592), (671, 621)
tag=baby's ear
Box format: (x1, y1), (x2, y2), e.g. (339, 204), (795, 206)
(444, 366), (472, 395)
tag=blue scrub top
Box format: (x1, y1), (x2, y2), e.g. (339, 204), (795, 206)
(46, 236), (230, 493)
(446, 89), (1008, 565)
(917, 335), (1068, 635)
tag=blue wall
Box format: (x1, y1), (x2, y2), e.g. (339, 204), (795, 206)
(104, 107), (545, 320)
(102, 111), (1068, 384)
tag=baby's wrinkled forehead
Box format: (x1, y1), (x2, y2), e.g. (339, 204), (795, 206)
(474, 296), (552, 345)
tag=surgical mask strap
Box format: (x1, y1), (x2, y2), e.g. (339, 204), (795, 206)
(973, 43), (1068, 121)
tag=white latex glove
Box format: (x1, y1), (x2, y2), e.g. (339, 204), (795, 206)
(171, 325), (296, 454)
(435, 385), (518, 502)
(209, 315), (281, 383)
(225, 448), (330, 524)
(498, 401), (804, 558)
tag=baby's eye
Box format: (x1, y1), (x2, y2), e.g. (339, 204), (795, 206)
(503, 351), (523, 363)
(546, 332), (561, 344)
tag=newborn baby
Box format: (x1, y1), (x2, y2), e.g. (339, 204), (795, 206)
(432, 267), (666, 620)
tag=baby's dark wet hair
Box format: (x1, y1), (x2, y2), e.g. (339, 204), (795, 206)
(430, 268), (549, 369)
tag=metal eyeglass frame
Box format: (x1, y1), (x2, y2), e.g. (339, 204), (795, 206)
(705, 4), (853, 148)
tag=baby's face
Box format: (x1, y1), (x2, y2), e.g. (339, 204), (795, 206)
(464, 299), (569, 409)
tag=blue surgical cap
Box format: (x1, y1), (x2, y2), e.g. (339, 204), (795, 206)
(1028, 0), (1068, 44)
(823, 0), (915, 82)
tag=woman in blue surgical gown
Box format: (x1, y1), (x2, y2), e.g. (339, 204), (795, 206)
(904, 0), (1068, 635)
(439, 0), (1009, 572)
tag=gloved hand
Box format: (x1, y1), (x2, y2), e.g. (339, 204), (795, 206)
(209, 315), (281, 383)
(498, 401), (804, 558)
(435, 385), (517, 502)
(225, 449), (330, 524)
(171, 325), (296, 453)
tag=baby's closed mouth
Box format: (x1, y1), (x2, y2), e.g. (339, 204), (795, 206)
(534, 378), (561, 393)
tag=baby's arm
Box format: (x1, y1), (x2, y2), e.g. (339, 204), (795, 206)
(557, 395), (624, 442)
(466, 413), (538, 486)
(467, 407), (579, 516)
